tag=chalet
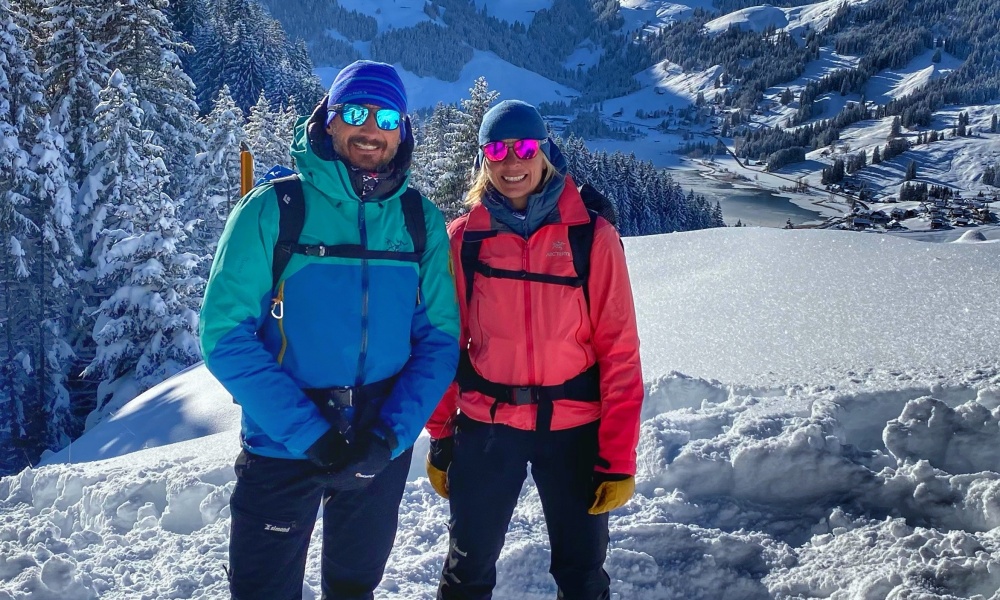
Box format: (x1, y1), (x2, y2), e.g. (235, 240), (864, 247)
(886, 220), (905, 230)
(953, 215), (971, 227)
(890, 208), (906, 221)
(870, 210), (890, 225)
(948, 207), (966, 218)
(849, 216), (872, 230)
(930, 216), (948, 229)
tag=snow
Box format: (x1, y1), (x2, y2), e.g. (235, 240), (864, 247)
(617, 0), (716, 35)
(867, 48), (964, 104)
(563, 41), (603, 72)
(317, 51), (580, 111)
(703, 0), (870, 39)
(5, 227), (1000, 599)
(703, 5), (789, 36)
(335, 0), (432, 34)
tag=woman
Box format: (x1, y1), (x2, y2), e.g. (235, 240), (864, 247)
(425, 100), (644, 600)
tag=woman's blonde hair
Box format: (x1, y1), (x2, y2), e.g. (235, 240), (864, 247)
(464, 150), (558, 208)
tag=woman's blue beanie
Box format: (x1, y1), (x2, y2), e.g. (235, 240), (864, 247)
(478, 100), (548, 145)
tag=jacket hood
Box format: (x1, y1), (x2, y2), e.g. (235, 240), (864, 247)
(290, 95), (415, 202)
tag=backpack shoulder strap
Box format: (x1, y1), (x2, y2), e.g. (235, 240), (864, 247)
(271, 174), (305, 293)
(400, 188), (426, 256)
(567, 210), (598, 307)
(460, 229), (497, 305)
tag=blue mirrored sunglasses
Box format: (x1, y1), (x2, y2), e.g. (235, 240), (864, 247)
(331, 103), (402, 131)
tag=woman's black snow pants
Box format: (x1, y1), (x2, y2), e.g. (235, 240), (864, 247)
(438, 415), (611, 600)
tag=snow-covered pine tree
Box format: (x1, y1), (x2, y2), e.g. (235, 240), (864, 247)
(191, 13), (227, 112)
(411, 102), (460, 204)
(244, 91), (290, 179)
(433, 77), (499, 219)
(164, 0), (206, 44)
(192, 84), (245, 258)
(96, 0), (204, 202)
(40, 0), (116, 410)
(276, 38), (324, 110)
(0, 0), (45, 472)
(224, 18), (269, 112)
(84, 70), (203, 425)
(25, 115), (80, 452)
(41, 0), (108, 186)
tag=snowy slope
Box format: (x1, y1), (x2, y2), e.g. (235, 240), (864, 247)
(316, 50), (580, 111)
(4, 228), (1000, 599)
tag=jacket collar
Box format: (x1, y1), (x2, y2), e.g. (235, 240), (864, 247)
(465, 174), (590, 234)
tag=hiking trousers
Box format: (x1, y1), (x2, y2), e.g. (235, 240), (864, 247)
(438, 415), (611, 600)
(228, 447), (412, 600)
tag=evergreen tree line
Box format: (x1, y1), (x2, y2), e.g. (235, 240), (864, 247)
(370, 22), (474, 82)
(170, 0), (324, 114)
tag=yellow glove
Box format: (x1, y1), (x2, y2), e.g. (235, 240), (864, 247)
(426, 437), (453, 499)
(426, 456), (449, 498)
(588, 474), (635, 515)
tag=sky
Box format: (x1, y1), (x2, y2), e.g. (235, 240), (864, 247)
(3, 227), (1000, 599)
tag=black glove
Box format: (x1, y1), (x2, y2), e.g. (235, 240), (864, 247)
(304, 427), (352, 471)
(314, 430), (393, 491)
(428, 436), (454, 472)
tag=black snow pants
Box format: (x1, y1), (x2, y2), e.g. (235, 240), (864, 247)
(227, 446), (412, 600)
(437, 415), (611, 600)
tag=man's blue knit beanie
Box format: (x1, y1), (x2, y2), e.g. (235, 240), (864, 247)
(326, 60), (408, 137)
(478, 100), (548, 146)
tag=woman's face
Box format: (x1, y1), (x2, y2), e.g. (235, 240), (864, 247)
(485, 139), (545, 210)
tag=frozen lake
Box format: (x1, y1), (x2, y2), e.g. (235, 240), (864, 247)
(669, 168), (825, 228)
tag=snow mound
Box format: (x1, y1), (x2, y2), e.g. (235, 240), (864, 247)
(956, 229), (989, 243)
(704, 5), (788, 35)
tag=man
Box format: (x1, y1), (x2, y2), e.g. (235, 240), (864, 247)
(200, 60), (459, 600)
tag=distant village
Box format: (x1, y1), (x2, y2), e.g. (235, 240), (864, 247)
(815, 187), (998, 232)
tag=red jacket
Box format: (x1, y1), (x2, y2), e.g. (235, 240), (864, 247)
(426, 177), (643, 475)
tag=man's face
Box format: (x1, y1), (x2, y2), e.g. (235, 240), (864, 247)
(326, 103), (402, 171)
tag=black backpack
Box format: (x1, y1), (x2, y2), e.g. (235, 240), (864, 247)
(578, 182), (618, 227)
(459, 182), (616, 309)
(268, 174), (426, 294)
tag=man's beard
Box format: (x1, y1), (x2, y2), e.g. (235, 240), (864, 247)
(334, 134), (394, 172)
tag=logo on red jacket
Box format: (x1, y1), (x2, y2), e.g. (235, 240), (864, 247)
(547, 241), (570, 257)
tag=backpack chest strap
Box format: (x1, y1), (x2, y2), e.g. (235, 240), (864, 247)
(469, 260), (585, 287)
(278, 241), (421, 263)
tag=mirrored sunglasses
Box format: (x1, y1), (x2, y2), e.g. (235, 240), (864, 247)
(481, 139), (542, 162)
(332, 103), (401, 131)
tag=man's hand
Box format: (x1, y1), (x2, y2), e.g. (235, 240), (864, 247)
(305, 427), (352, 471)
(425, 437), (453, 498)
(588, 472), (635, 515)
(313, 431), (393, 491)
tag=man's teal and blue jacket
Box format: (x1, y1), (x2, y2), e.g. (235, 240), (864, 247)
(199, 107), (459, 460)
